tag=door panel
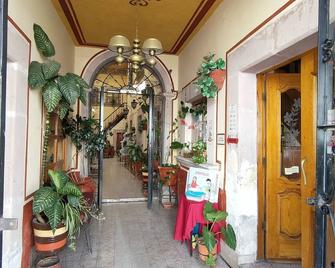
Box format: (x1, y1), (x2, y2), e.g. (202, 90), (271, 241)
(265, 50), (317, 266)
(266, 73), (302, 259)
(300, 50), (317, 268)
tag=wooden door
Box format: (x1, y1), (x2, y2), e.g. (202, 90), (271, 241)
(265, 50), (317, 266)
(266, 73), (302, 260)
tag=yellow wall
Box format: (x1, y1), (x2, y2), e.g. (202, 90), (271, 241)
(179, 0), (287, 87)
(179, 0), (288, 164)
(8, 0), (76, 195)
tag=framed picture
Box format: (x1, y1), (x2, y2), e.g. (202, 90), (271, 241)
(217, 133), (225, 145)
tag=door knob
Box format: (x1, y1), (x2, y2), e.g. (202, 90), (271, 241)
(301, 158), (307, 185)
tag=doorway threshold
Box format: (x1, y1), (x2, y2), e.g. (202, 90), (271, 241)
(102, 197), (158, 204)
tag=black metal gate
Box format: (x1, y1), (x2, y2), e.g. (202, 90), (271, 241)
(0, 0), (7, 266)
(316, 0), (335, 267)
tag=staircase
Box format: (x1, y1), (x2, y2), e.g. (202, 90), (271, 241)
(103, 103), (128, 132)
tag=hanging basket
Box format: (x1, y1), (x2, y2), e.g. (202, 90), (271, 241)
(210, 69), (226, 90)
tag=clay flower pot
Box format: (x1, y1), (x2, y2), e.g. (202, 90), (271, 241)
(32, 218), (68, 253)
(197, 238), (218, 263)
(210, 69), (226, 90)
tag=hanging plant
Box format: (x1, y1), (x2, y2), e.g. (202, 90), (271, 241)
(178, 101), (190, 119)
(28, 24), (89, 177)
(196, 53), (226, 98)
(62, 115), (106, 158)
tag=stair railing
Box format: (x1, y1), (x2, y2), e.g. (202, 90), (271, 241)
(103, 102), (128, 130)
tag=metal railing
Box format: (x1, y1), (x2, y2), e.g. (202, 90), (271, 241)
(103, 102), (128, 130)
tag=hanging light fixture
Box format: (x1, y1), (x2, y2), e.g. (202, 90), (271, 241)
(131, 99), (138, 109)
(108, 35), (163, 70)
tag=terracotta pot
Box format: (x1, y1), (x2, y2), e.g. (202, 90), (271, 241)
(158, 166), (178, 195)
(133, 162), (143, 177)
(32, 218), (68, 253)
(198, 239), (218, 263)
(210, 69), (226, 90)
(36, 255), (61, 268)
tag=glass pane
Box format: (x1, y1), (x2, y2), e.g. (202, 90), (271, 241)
(281, 88), (301, 179)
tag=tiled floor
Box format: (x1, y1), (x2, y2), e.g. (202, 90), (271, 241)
(102, 158), (144, 201)
(59, 202), (230, 268)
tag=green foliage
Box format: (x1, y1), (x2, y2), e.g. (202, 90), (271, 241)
(127, 144), (144, 163)
(42, 81), (62, 113)
(200, 202), (232, 266)
(138, 118), (147, 132)
(33, 170), (89, 250)
(189, 102), (207, 118)
(178, 101), (189, 119)
(196, 53), (225, 98)
(167, 118), (178, 140)
(170, 141), (185, 150)
(221, 224), (237, 250)
(28, 24), (90, 178)
(33, 24), (55, 57)
(192, 140), (207, 164)
(42, 60), (61, 80)
(62, 115), (106, 158)
(28, 61), (47, 89)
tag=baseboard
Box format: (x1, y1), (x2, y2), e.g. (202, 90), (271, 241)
(219, 242), (256, 268)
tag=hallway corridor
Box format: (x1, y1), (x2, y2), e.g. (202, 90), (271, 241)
(58, 202), (229, 268)
(102, 158), (144, 201)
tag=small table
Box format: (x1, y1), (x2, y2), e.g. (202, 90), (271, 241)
(174, 194), (223, 255)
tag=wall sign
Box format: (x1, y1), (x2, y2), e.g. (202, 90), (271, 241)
(227, 104), (238, 144)
(217, 133), (225, 145)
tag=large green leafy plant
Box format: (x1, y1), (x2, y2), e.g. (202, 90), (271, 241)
(62, 115), (106, 158)
(200, 203), (236, 266)
(127, 144), (144, 163)
(196, 53), (225, 98)
(28, 24), (89, 176)
(33, 170), (90, 250)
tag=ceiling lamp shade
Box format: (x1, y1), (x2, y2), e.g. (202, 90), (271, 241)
(142, 38), (163, 55)
(108, 35), (131, 52)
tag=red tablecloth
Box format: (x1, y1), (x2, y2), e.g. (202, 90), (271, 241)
(174, 194), (224, 252)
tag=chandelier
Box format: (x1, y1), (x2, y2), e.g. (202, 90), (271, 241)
(108, 35), (163, 71)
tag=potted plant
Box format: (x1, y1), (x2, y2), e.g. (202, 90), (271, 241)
(198, 202), (236, 266)
(196, 53), (226, 98)
(127, 144), (144, 177)
(158, 164), (178, 208)
(32, 170), (91, 253)
(192, 140), (207, 164)
(28, 24), (89, 178)
(138, 118), (148, 132)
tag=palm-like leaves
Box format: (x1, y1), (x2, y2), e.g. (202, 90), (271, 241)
(42, 81), (62, 113)
(42, 60), (61, 80)
(28, 61), (47, 89)
(33, 170), (85, 238)
(32, 187), (58, 214)
(57, 74), (80, 105)
(33, 24), (55, 57)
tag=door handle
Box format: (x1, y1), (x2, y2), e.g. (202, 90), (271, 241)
(301, 158), (307, 185)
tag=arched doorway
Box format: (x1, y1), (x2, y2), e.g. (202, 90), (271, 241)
(79, 51), (175, 209)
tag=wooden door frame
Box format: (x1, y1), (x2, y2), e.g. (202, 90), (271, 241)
(257, 50), (317, 262)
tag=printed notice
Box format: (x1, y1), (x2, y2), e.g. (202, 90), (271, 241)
(284, 166), (300, 175)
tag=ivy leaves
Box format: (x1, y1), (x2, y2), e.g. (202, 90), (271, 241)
(28, 24), (89, 119)
(196, 53), (225, 99)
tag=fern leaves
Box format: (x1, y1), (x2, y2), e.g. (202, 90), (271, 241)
(33, 24), (55, 57)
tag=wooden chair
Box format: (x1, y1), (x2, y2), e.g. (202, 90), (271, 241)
(67, 169), (96, 205)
